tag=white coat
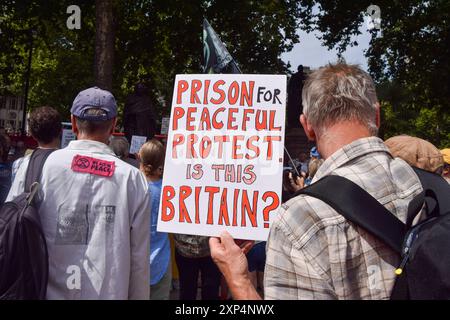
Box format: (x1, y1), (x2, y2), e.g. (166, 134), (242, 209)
(7, 140), (150, 299)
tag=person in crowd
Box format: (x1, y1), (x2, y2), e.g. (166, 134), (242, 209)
(294, 152), (309, 175)
(288, 157), (325, 193)
(209, 63), (424, 300)
(287, 64), (306, 128)
(246, 240), (266, 297)
(310, 146), (320, 160)
(440, 148), (450, 184)
(15, 140), (26, 158)
(0, 133), (11, 204)
(124, 82), (157, 143)
(10, 106), (62, 183)
(384, 135), (444, 174)
(173, 233), (222, 300)
(282, 168), (298, 202)
(138, 139), (172, 300)
(304, 158), (324, 186)
(109, 135), (140, 168)
(7, 86), (150, 299)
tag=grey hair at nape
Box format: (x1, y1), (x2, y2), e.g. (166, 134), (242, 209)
(302, 63), (379, 136)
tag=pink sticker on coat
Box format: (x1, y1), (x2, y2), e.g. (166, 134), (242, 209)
(71, 155), (115, 177)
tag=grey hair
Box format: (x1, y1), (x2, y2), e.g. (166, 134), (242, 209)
(109, 136), (129, 159)
(75, 108), (114, 135)
(302, 63), (379, 136)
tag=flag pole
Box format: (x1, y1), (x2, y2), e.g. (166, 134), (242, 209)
(284, 146), (301, 177)
(230, 59), (242, 74)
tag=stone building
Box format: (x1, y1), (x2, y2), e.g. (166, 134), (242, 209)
(0, 95), (25, 133)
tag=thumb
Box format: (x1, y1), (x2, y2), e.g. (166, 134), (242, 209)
(209, 236), (221, 250)
(209, 237), (223, 259)
(241, 241), (255, 254)
(220, 231), (236, 249)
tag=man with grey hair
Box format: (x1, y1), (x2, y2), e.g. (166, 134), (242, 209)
(209, 63), (423, 300)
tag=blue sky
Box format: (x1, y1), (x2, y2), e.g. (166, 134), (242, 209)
(281, 17), (372, 72)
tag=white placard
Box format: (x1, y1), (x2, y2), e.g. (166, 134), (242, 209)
(161, 117), (170, 134)
(157, 74), (286, 241)
(61, 123), (76, 148)
(129, 135), (147, 154)
(161, 117), (170, 135)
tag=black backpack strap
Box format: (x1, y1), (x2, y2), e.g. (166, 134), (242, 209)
(24, 149), (56, 192)
(412, 167), (450, 216)
(295, 175), (406, 254)
(405, 190), (425, 228)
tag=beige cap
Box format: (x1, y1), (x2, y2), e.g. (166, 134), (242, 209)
(385, 135), (444, 173)
(441, 148), (450, 165)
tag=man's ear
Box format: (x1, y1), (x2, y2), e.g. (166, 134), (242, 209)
(71, 115), (79, 136)
(375, 102), (381, 129)
(300, 114), (316, 141)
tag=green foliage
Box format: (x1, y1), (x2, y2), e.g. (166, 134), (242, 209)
(0, 0), (95, 120)
(381, 100), (450, 148)
(298, 0), (450, 148)
(1, 0), (302, 125)
(0, 0), (448, 148)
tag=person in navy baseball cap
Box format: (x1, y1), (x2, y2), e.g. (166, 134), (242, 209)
(70, 86), (118, 145)
(71, 86), (117, 121)
(4, 85), (152, 299)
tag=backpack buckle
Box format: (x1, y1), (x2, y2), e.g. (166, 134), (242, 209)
(26, 182), (40, 205)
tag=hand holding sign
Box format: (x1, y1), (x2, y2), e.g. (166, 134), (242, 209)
(158, 74), (286, 241)
(209, 232), (260, 300)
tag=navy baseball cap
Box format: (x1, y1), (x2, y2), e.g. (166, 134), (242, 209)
(71, 86), (117, 121)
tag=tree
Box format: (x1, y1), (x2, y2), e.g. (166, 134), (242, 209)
(94, 0), (115, 91)
(0, 0), (303, 123)
(295, 0), (450, 147)
(1, 1), (448, 147)
(0, 0), (96, 120)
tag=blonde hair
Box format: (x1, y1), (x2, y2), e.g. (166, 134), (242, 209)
(139, 139), (165, 177)
(308, 158), (324, 179)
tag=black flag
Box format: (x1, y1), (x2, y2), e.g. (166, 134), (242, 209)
(202, 19), (297, 174)
(203, 19), (241, 74)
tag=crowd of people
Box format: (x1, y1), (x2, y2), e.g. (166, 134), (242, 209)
(0, 63), (449, 300)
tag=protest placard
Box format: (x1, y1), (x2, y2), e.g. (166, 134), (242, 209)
(161, 117), (170, 135)
(129, 135), (147, 154)
(158, 74), (286, 241)
(61, 122), (76, 148)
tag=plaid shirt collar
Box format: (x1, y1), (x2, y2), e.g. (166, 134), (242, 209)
(264, 136), (422, 300)
(314, 136), (391, 182)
